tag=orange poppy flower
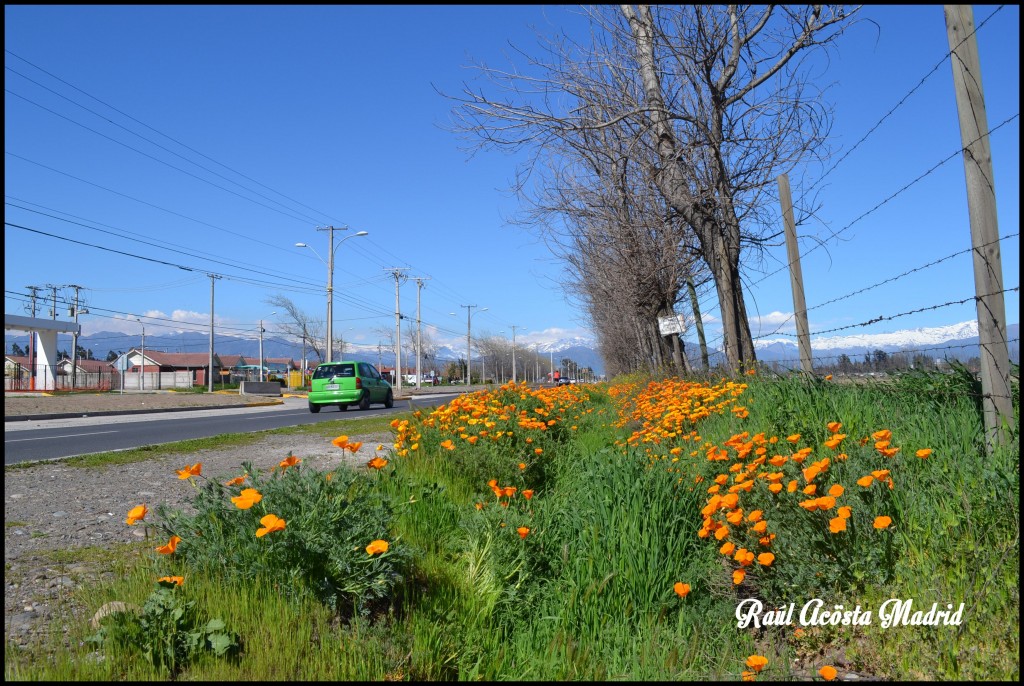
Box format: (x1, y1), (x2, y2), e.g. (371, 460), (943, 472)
(752, 520), (768, 533)
(534, 448), (544, 455)
(155, 535), (181, 555)
(857, 476), (874, 488)
(522, 489), (534, 500)
(871, 429), (892, 441)
(871, 470), (890, 480)
(799, 499), (819, 512)
(256, 514), (286, 537)
(733, 569), (746, 585)
(367, 456), (388, 470)
(746, 655), (768, 672)
(366, 539), (389, 555)
(757, 552), (775, 566)
(279, 455), (301, 469)
(332, 435), (350, 449)
(157, 575), (184, 586)
(915, 448), (932, 459)
(786, 434), (801, 443)
(837, 506), (852, 519)
(873, 516), (892, 530)
(803, 484), (817, 495)
(503, 486), (517, 497)
(517, 526), (530, 539)
(231, 488), (262, 510)
(714, 525), (730, 541)
(474, 502), (484, 510)
(720, 541), (736, 555)
(826, 422), (842, 434)
(673, 582), (691, 598)
(829, 517), (847, 534)
(223, 475), (246, 487)
(176, 462), (202, 480)
(747, 510), (763, 523)
(125, 504), (148, 526)
(787, 480), (798, 493)
(819, 665), (838, 681)
(346, 441), (364, 454)
(824, 374), (833, 381)
(768, 483), (783, 494)
(828, 484), (844, 497)
(440, 439), (455, 451)
(815, 496), (836, 510)
(742, 671), (756, 682)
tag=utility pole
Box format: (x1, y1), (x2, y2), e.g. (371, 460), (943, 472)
(686, 277), (710, 370)
(208, 274), (221, 392)
(25, 286), (41, 391)
(412, 277), (430, 389)
(377, 341), (383, 374)
(778, 173), (813, 373)
(384, 268), (409, 396)
(68, 285), (87, 390)
(45, 284), (59, 320)
(945, 5), (1012, 451)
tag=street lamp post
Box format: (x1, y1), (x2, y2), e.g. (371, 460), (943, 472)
(338, 327), (354, 359)
(296, 228), (368, 364)
(452, 306), (487, 384)
(259, 311), (276, 382)
(510, 325), (524, 383)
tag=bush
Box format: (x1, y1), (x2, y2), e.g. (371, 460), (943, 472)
(152, 457), (409, 617)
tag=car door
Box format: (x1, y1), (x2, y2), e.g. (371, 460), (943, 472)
(366, 363), (387, 401)
(357, 363), (378, 402)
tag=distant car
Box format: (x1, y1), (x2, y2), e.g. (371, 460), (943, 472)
(556, 377), (572, 386)
(308, 361), (393, 413)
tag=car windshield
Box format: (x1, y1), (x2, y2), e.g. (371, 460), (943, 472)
(312, 363), (355, 380)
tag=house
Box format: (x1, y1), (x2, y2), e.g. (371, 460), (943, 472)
(4, 355), (31, 389)
(56, 358), (114, 376)
(113, 349), (224, 388)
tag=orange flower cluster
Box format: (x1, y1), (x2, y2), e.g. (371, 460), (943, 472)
(331, 436), (363, 454)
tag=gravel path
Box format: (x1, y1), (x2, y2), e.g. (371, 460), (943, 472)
(4, 424), (393, 649)
(4, 391), (283, 418)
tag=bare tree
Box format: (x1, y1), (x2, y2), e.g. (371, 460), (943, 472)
(266, 294), (324, 363)
(446, 5), (857, 370)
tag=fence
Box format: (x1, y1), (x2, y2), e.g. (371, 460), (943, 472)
(4, 366), (193, 391)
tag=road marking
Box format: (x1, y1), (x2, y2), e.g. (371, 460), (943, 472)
(5, 430), (118, 443)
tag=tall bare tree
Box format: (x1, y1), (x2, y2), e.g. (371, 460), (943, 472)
(447, 5), (857, 370)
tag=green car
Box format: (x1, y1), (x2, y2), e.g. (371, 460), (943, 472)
(308, 361), (394, 413)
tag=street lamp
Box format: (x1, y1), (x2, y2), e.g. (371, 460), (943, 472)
(135, 318), (145, 391)
(510, 325), (524, 383)
(339, 326), (354, 359)
(259, 311), (276, 382)
(296, 228), (368, 363)
(451, 306), (487, 384)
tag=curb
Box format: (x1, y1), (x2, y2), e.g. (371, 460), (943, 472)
(3, 399), (285, 423)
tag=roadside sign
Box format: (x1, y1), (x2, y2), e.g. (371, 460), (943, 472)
(658, 313), (688, 336)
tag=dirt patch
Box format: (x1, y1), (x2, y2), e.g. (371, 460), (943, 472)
(4, 391), (284, 418)
(4, 429), (391, 648)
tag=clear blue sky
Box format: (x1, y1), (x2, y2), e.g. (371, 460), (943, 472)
(4, 5), (1019, 360)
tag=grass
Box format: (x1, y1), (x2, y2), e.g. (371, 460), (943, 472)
(5, 374), (1018, 681)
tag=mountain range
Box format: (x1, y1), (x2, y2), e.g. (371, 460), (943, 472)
(5, 321), (1018, 374)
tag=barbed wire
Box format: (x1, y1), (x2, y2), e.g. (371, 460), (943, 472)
(765, 286), (1018, 338)
(805, 5), (1006, 194)
(754, 337), (1020, 367)
(749, 232), (1020, 341)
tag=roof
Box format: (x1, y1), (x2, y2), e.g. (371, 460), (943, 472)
(5, 355), (31, 366)
(135, 350), (223, 368)
(59, 358), (113, 372)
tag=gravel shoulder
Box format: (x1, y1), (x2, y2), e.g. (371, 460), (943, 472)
(4, 391), (283, 418)
(3, 400), (393, 649)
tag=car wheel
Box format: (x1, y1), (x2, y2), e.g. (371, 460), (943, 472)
(384, 390), (394, 409)
(338, 404), (348, 412)
(308, 402), (320, 414)
(358, 391), (371, 411)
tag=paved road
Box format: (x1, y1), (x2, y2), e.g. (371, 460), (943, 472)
(3, 393), (459, 465)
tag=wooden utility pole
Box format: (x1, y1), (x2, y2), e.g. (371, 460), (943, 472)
(208, 274), (221, 392)
(945, 5), (1012, 450)
(68, 285), (85, 390)
(777, 173), (813, 373)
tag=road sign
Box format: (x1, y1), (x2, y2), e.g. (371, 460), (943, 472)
(658, 313), (688, 336)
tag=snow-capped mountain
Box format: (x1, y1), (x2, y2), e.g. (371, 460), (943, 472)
(748, 320), (1018, 365)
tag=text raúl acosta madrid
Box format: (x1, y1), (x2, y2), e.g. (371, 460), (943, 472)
(735, 598), (965, 628)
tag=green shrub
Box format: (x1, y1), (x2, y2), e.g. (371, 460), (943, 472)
(152, 458), (409, 617)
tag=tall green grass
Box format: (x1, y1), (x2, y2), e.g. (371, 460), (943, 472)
(6, 373), (1017, 681)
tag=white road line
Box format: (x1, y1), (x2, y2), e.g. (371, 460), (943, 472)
(6, 430), (118, 443)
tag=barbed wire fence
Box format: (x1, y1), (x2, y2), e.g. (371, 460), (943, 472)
(671, 7), (1018, 449)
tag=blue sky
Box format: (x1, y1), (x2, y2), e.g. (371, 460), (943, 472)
(4, 5), (1019, 361)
